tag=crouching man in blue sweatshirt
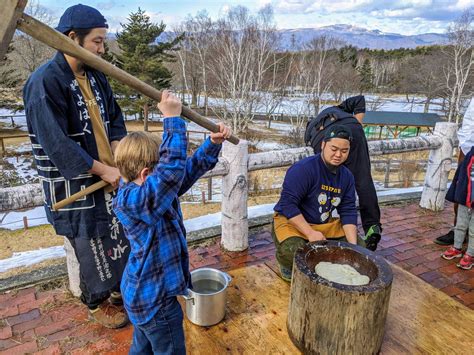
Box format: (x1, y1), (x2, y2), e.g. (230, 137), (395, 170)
(272, 124), (362, 281)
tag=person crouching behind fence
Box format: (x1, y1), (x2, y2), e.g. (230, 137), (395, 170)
(272, 125), (363, 281)
(112, 91), (231, 354)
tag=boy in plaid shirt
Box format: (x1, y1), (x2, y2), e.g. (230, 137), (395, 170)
(113, 91), (231, 354)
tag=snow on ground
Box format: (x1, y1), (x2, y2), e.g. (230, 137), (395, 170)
(0, 108), (27, 131)
(0, 246), (65, 273)
(0, 207), (47, 230)
(0, 204), (276, 272)
(4, 155), (38, 184)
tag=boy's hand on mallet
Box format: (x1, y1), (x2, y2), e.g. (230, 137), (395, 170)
(210, 122), (232, 144)
(157, 90), (182, 118)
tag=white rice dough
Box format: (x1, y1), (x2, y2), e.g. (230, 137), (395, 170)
(315, 261), (370, 286)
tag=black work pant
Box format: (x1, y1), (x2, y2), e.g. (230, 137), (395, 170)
(66, 236), (121, 309)
(343, 122), (381, 233)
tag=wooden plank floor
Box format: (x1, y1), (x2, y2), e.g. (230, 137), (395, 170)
(182, 262), (474, 354)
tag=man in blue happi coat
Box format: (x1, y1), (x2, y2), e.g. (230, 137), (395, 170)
(23, 4), (129, 328)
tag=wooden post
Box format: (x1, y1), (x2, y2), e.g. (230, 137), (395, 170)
(420, 122), (457, 211)
(201, 190), (206, 204)
(384, 159), (391, 188)
(22, 216), (28, 230)
(208, 177), (212, 201)
(63, 237), (81, 297)
(221, 140), (249, 251)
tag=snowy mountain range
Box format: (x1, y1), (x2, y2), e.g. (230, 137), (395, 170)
(277, 24), (448, 50)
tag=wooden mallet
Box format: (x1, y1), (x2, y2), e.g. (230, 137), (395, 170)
(1, 0), (240, 210)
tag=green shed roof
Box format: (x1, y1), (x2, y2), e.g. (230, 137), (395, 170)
(363, 111), (442, 127)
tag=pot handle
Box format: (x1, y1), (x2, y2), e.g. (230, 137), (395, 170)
(182, 292), (195, 305)
(224, 272), (232, 284)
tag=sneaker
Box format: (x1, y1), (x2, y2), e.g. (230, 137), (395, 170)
(457, 253), (474, 270)
(441, 246), (463, 260)
(279, 265), (292, 282)
(434, 230), (454, 245)
(109, 291), (123, 306)
(89, 303), (129, 329)
(364, 225), (382, 251)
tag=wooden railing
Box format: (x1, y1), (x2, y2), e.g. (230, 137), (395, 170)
(0, 122), (457, 250)
(0, 134), (29, 157)
(199, 122), (456, 251)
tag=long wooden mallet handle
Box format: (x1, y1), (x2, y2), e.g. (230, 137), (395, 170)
(52, 180), (109, 211)
(16, 14), (240, 145)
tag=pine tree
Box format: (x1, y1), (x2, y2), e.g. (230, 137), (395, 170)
(358, 58), (374, 93)
(109, 8), (182, 130)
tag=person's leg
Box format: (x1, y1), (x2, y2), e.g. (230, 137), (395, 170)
(271, 220), (307, 281)
(467, 209), (474, 256)
(442, 205), (468, 260)
(344, 124), (382, 250)
(435, 150), (465, 245)
(453, 205), (469, 250)
(129, 325), (153, 355)
(66, 236), (110, 308)
(66, 236), (128, 328)
(146, 297), (186, 355)
(458, 209), (474, 270)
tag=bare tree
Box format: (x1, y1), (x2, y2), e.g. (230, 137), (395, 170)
(281, 50), (313, 147)
(9, 1), (55, 82)
(329, 61), (359, 102)
(399, 53), (445, 112)
(444, 9), (474, 123)
(303, 35), (342, 114)
(206, 5), (280, 133)
(186, 11), (213, 114)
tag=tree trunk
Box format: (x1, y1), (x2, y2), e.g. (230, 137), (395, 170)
(143, 103), (149, 132)
(0, 184), (43, 211)
(287, 242), (393, 355)
(424, 97), (432, 113)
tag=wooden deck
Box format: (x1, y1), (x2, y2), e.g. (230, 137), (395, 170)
(182, 262), (474, 354)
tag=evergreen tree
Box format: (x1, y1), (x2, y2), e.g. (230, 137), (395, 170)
(109, 8), (182, 130)
(0, 44), (22, 89)
(358, 58), (374, 92)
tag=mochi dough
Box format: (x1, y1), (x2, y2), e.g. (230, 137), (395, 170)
(315, 261), (370, 286)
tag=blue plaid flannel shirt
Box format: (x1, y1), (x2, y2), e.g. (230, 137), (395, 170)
(113, 117), (222, 326)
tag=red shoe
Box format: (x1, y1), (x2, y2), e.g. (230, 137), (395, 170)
(441, 247), (463, 260)
(457, 253), (473, 270)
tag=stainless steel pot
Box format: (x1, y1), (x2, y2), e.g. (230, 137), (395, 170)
(182, 268), (232, 327)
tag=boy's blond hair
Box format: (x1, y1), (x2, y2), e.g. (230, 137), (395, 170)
(114, 131), (161, 182)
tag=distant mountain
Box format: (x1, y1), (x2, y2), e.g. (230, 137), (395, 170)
(278, 24), (448, 50)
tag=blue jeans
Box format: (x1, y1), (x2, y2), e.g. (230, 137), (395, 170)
(129, 297), (186, 355)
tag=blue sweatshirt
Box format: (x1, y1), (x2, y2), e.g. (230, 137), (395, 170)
(274, 154), (357, 226)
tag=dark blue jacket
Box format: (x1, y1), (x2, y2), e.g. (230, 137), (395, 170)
(23, 52), (127, 238)
(446, 146), (474, 208)
(274, 154), (357, 226)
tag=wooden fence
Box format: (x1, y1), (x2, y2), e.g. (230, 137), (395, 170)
(0, 134), (29, 157)
(198, 122), (456, 250)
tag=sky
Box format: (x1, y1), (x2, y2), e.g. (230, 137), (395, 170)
(36, 0), (473, 36)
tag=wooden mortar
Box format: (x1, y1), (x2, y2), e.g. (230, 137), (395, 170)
(287, 240), (393, 355)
